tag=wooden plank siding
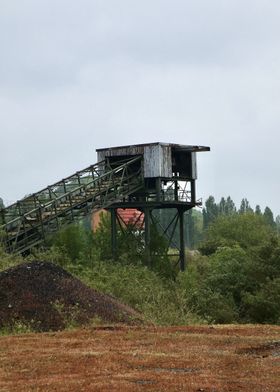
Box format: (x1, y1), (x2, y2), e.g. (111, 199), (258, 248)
(96, 142), (209, 179)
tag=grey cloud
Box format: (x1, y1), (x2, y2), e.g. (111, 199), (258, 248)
(1, 0), (280, 215)
(1, 0), (279, 90)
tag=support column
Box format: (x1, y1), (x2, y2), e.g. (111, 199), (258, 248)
(111, 208), (117, 260)
(191, 180), (196, 205)
(144, 208), (151, 266)
(156, 178), (161, 202)
(178, 208), (186, 271)
(174, 180), (179, 201)
(186, 210), (190, 249)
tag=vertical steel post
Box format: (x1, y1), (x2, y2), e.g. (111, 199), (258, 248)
(191, 180), (196, 205)
(174, 180), (179, 201)
(186, 210), (190, 248)
(156, 178), (161, 202)
(111, 208), (117, 260)
(179, 208), (186, 271)
(144, 207), (151, 266)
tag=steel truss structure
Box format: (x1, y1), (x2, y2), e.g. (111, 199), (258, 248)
(0, 156), (143, 254)
(109, 206), (191, 271)
(1, 142), (209, 271)
(108, 177), (196, 271)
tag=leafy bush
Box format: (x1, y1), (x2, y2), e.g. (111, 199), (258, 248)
(180, 216), (280, 325)
(66, 259), (200, 325)
(43, 211), (280, 325)
(0, 321), (35, 336)
(0, 243), (23, 272)
(241, 278), (280, 323)
(199, 213), (273, 255)
(50, 223), (90, 263)
(1, 202), (280, 329)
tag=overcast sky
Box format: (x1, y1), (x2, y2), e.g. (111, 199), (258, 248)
(1, 1), (280, 216)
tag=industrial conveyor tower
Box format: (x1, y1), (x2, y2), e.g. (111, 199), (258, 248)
(97, 142), (210, 270)
(0, 142), (209, 270)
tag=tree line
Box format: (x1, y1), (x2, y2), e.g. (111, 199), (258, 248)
(154, 195), (279, 251)
(1, 193), (280, 326)
(202, 196), (277, 230)
(47, 203), (280, 324)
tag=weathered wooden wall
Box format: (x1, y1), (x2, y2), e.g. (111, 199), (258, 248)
(97, 143), (172, 178)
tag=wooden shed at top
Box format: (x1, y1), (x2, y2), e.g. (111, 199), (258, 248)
(96, 142), (210, 180)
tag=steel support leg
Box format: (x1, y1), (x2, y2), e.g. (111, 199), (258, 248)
(179, 208), (186, 271)
(191, 180), (196, 204)
(144, 207), (151, 266)
(111, 208), (117, 260)
(156, 178), (161, 202)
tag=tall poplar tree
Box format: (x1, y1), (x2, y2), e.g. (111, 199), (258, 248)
(255, 205), (262, 215)
(203, 196), (219, 229)
(239, 198), (253, 214)
(263, 206), (275, 228)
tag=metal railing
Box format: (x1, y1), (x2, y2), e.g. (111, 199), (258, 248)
(0, 156), (144, 254)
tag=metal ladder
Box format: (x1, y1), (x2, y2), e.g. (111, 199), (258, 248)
(0, 156), (144, 254)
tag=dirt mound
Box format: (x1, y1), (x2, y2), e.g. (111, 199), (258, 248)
(0, 261), (144, 332)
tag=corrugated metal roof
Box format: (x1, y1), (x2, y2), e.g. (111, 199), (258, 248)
(96, 142), (210, 152)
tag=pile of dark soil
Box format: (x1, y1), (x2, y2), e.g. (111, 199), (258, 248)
(0, 261), (144, 332)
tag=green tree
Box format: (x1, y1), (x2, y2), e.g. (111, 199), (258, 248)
(189, 209), (203, 248)
(255, 205), (262, 215)
(218, 196), (236, 216)
(0, 198), (4, 225)
(199, 212), (274, 255)
(202, 196), (219, 229)
(225, 196), (236, 215)
(263, 206), (275, 228)
(219, 197), (226, 215)
(51, 223), (88, 263)
(276, 215), (280, 233)
(239, 198), (253, 214)
(242, 278), (280, 323)
(181, 223), (280, 324)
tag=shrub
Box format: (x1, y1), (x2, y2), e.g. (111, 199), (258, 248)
(241, 278), (280, 324)
(199, 213), (273, 255)
(68, 260), (201, 325)
(0, 243), (23, 272)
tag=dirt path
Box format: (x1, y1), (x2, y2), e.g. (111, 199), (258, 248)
(0, 325), (279, 391)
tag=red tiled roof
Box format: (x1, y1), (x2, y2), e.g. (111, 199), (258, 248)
(117, 208), (144, 228)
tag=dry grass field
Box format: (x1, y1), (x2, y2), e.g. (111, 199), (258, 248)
(0, 324), (279, 391)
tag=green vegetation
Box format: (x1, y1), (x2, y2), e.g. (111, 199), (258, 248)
(0, 321), (34, 336)
(0, 195), (279, 329)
